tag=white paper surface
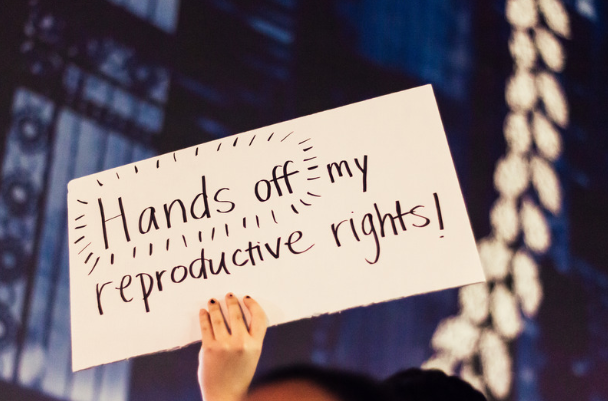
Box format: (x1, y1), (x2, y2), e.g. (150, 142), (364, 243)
(67, 85), (485, 371)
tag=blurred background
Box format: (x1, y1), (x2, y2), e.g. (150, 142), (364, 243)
(0, 0), (606, 400)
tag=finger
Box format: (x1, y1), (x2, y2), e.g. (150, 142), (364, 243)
(243, 296), (267, 341)
(207, 298), (229, 340)
(199, 308), (215, 345)
(225, 293), (247, 337)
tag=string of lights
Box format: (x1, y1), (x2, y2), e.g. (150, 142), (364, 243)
(423, 0), (570, 399)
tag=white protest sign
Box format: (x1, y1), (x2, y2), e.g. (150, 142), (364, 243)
(68, 85), (484, 371)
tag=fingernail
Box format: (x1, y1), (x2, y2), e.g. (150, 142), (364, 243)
(228, 293), (234, 297)
(245, 295), (251, 299)
(210, 299), (216, 304)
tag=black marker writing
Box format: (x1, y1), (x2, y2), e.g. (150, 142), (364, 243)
(326, 155), (368, 192)
(98, 197), (131, 249)
(98, 176), (236, 250)
(139, 207), (160, 234)
(331, 198), (434, 264)
(254, 160), (300, 202)
(190, 176), (211, 219)
(96, 281), (112, 315)
(136, 273), (154, 313)
(164, 199), (187, 228)
(214, 188), (235, 213)
(94, 230), (314, 314)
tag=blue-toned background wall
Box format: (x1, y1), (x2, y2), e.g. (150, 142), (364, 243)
(0, 1), (606, 400)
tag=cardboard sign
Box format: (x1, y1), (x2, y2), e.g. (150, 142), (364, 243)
(68, 85), (484, 371)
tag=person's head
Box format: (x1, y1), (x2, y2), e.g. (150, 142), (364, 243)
(383, 368), (487, 401)
(246, 364), (394, 401)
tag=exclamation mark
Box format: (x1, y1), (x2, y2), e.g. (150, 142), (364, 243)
(433, 192), (444, 238)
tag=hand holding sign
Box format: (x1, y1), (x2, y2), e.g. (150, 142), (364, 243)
(67, 85), (485, 371)
(198, 294), (267, 401)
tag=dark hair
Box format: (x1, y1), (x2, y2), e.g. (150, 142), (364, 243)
(383, 368), (487, 401)
(250, 364), (394, 401)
